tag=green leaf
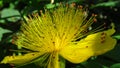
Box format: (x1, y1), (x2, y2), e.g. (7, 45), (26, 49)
(113, 35), (120, 39)
(0, 0), (3, 7)
(110, 63), (120, 68)
(45, 4), (55, 9)
(91, 1), (119, 8)
(9, 3), (15, 9)
(1, 8), (21, 22)
(0, 27), (12, 41)
(45, 3), (60, 9)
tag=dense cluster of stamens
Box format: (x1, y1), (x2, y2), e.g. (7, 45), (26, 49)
(0, 3), (116, 68)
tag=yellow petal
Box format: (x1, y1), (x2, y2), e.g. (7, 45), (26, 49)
(1, 52), (42, 65)
(59, 43), (94, 63)
(81, 28), (116, 56)
(60, 23), (116, 63)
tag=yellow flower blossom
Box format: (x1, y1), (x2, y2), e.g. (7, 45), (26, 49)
(1, 4), (117, 68)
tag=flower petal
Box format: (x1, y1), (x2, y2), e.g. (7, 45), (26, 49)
(59, 43), (94, 63)
(1, 52), (43, 65)
(81, 28), (116, 56)
(60, 23), (116, 63)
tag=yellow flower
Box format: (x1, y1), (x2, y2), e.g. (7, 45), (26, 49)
(1, 4), (116, 68)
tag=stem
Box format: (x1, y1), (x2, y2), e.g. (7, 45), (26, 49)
(17, 45), (22, 55)
(60, 56), (66, 68)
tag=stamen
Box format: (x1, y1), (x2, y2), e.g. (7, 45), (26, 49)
(28, 14), (32, 20)
(88, 23), (106, 33)
(70, 2), (76, 7)
(9, 49), (32, 53)
(93, 18), (97, 22)
(12, 36), (18, 44)
(74, 22), (106, 41)
(78, 5), (83, 9)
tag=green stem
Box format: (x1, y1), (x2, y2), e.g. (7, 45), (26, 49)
(17, 45), (22, 55)
(60, 56), (66, 68)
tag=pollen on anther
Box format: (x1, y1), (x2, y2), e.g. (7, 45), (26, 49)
(12, 36), (18, 44)
(92, 14), (96, 16)
(93, 18), (97, 22)
(12, 39), (15, 44)
(78, 5), (83, 9)
(71, 2), (76, 7)
(40, 10), (42, 13)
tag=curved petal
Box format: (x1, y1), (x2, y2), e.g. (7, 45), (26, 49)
(1, 52), (43, 65)
(60, 23), (116, 63)
(81, 28), (116, 56)
(59, 43), (94, 63)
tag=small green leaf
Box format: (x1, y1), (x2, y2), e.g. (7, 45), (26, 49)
(45, 4), (55, 9)
(45, 3), (60, 9)
(91, 1), (119, 8)
(9, 3), (15, 9)
(113, 35), (120, 39)
(0, 27), (12, 41)
(1, 8), (21, 22)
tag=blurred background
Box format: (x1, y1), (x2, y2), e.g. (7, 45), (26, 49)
(0, 0), (120, 68)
